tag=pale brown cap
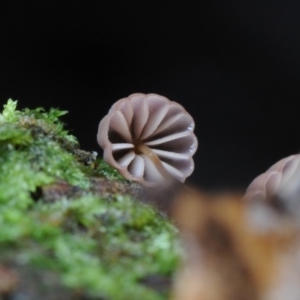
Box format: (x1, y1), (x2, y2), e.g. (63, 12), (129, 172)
(97, 93), (198, 187)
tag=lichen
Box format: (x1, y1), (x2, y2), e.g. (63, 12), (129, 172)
(0, 100), (180, 300)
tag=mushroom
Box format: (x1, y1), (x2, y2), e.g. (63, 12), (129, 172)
(244, 154), (300, 206)
(97, 93), (198, 187)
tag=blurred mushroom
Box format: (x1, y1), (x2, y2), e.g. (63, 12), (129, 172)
(244, 154), (300, 214)
(97, 93), (198, 187)
(171, 188), (300, 300)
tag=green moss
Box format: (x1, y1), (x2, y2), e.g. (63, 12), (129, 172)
(0, 100), (180, 299)
(96, 158), (127, 181)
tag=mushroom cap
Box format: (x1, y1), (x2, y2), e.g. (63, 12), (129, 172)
(97, 93), (198, 187)
(244, 154), (300, 202)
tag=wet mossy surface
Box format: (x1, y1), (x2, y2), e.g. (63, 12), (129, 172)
(0, 100), (180, 300)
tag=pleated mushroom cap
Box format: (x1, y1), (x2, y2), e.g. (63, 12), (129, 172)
(97, 93), (198, 187)
(244, 154), (300, 202)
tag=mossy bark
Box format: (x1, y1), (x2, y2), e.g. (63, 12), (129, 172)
(0, 100), (180, 300)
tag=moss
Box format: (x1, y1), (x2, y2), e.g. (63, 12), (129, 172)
(0, 100), (180, 299)
(95, 158), (127, 181)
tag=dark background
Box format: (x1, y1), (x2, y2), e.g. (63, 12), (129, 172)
(1, 1), (300, 191)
